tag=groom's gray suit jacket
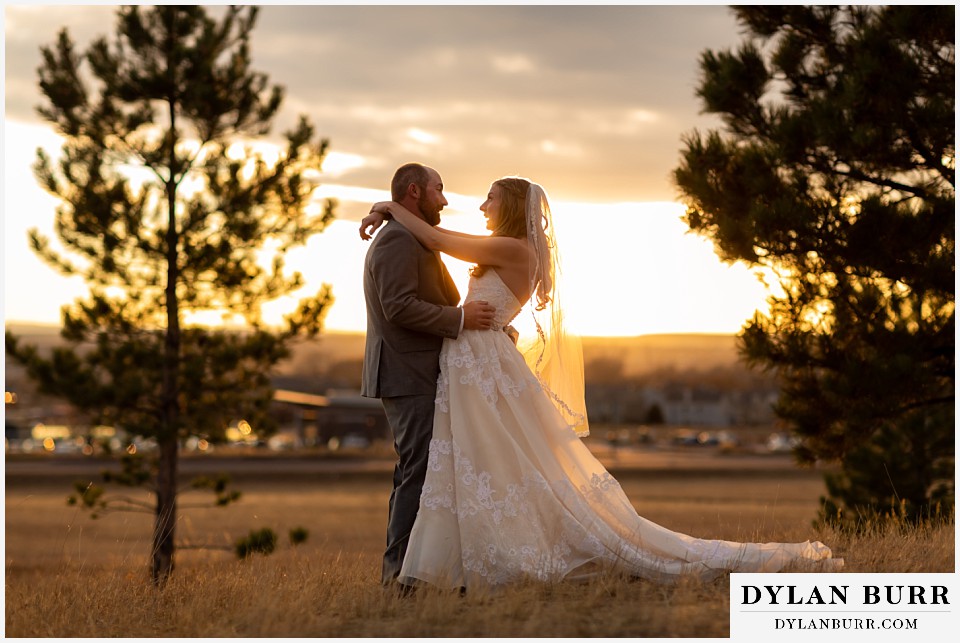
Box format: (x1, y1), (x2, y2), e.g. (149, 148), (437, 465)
(361, 221), (462, 398)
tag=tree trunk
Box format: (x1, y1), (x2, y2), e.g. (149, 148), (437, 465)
(153, 7), (181, 584)
(152, 436), (178, 582)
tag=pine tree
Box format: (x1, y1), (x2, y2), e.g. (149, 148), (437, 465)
(5, 6), (334, 581)
(674, 6), (954, 522)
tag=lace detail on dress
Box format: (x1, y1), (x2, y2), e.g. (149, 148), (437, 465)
(419, 438), (618, 585)
(423, 439), (547, 523)
(436, 270), (529, 417)
(463, 270), (523, 330)
(584, 472), (620, 499)
(437, 337), (531, 420)
(435, 364), (451, 414)
(685, 539), (727, 561)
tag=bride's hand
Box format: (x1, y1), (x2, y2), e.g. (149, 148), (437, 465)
(359, 203), (393, 240)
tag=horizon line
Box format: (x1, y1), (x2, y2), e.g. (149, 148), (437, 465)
(2, 319), (740, 340)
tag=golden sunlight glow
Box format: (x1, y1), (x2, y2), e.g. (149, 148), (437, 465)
(260, 197), (774, 337)
(319, 151), (366, 177)
(802, 299), (835, 332)
(6, 119), (775, 338)
(840, 194), (861, 219)
(226, 140), (281, 165)
(177, 138), (202, 157)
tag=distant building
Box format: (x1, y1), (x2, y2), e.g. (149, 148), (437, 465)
(272, 388), (389, 447)
(727, 390), (779, 426)
(637, 385), (779, 428)
(657, 386), (733, 427)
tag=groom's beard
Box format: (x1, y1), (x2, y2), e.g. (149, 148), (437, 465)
(418, 195), (442, 226)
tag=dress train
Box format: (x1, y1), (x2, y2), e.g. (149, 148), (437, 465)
(398, 271), (842, 589)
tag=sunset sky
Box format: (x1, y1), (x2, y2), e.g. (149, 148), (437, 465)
(3, 3), (774, 337)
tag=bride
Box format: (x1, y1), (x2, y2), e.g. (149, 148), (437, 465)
(360, 177), (842, 590)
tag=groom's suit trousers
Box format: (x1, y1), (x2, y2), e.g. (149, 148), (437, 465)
(380, 393), (436, 584)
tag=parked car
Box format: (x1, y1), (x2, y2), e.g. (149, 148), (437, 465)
(766, 432), (799, 453)
(327, 433), (370, 451)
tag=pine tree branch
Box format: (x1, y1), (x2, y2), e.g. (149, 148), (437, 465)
(894, 395), (955, 416)
(97, 497), (155, 513)
(826, 162), (930, 200)
(905, 132), (955, 190)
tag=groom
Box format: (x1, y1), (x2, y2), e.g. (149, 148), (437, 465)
(361, 162), (495, 588)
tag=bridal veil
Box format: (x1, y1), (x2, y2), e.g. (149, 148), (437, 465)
(519, 182), (589, 437)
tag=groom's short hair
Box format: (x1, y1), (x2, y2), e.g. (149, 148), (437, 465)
(391, 163), (429, 202)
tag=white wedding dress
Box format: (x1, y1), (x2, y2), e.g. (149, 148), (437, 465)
(398, 270), (842, 590)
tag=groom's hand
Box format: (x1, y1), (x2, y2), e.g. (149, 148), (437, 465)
(462, 300), (496, 330)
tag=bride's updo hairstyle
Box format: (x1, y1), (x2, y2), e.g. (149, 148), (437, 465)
(471, 177), (531, 280)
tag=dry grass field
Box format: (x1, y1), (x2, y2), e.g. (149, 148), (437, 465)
(4, 454), (954, 637)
